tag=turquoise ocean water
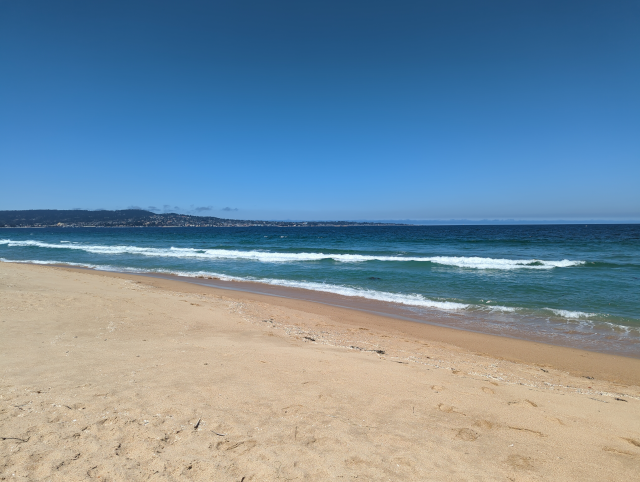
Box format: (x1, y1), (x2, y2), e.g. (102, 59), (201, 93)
(1, 225), (639, 356)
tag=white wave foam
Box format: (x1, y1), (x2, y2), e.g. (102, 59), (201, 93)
(254, 278), (470, 310)
(546, 308), (599, 320)
(0, 239), (584, 270)
(0, 257), (468, 310)
(0, 257), (121, 270)
(486, 305), (518, 313)
(427, 256), (581, 270)
(542, 308), (640, 335)
(1, 258), (633, 330)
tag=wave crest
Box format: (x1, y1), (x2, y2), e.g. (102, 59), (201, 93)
(0, 239), (584, 270)
(0, 258), (630, 327)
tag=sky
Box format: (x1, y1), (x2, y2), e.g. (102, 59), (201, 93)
(1, 0), (639, 221)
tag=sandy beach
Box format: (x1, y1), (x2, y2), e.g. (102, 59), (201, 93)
(1, 262), (639, 481)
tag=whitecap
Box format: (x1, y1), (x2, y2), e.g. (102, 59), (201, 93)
(546, 308), (599, 320)
(0, 239), (585, 270)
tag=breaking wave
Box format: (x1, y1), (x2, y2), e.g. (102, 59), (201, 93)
(0, 239), (584, 270)
(545, 308), (599, 320)
(0, 257), (468, 309)
(2, 257), (615, 321)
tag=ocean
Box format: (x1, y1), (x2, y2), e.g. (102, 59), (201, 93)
(1, 224), (639, 357)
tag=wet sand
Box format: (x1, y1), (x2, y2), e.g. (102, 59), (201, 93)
(1, 262), (640, 480)
(66, 267), (640, 385)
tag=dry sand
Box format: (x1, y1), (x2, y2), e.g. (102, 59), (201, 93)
(1, 262), (639, 481)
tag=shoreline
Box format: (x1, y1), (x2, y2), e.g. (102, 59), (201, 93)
(52, 263), (640, 386)
(2, 227), (639, 362)
(2, 261), (640, 480)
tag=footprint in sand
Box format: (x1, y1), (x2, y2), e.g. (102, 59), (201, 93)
(345, 456), (369, 468)
(481, 387), (494, 395)
(216, 439), (257, 454)
(506, 454), (534, 470)
(431, 385), (444, 391)
(455, 428), (479, 441)
(438, 403), (454, 413)
(473, 419), (494, 430)
(438, 403), (465, 416)
(281, 404), (304, 414)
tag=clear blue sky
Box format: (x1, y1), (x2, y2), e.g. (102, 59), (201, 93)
(1, 0), (638, 221)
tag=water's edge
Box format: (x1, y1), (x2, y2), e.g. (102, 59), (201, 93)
(32, 260), (640, 360)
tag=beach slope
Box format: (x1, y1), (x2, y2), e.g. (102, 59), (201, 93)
(1, 262), (639, 480)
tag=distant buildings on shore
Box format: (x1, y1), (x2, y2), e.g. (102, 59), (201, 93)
(0, 209), (406, 228)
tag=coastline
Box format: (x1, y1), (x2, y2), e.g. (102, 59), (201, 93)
(43, 263), (640, 385)
(2, 261), (640, 480)
(2, 225), (639, 361)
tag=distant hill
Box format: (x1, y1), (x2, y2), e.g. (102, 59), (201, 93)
(0, 210), (405, 228)
(0, 209), (160, 227)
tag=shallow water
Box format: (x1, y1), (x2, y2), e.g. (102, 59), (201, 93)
(2, 224), (639, 356)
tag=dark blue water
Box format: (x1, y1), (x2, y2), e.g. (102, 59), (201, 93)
(2, 225), (639, 355)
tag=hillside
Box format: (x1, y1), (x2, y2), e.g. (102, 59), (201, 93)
(0, 210), (403, 228)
